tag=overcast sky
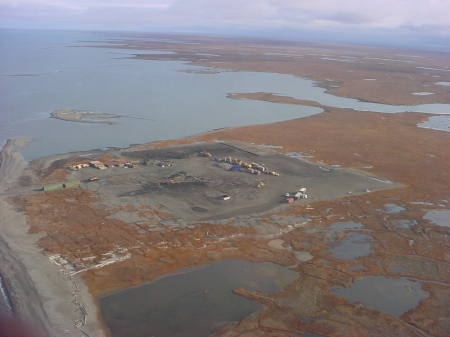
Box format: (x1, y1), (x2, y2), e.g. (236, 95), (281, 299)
(1, 0), (449, 49)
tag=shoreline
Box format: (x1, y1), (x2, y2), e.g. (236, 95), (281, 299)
(1, 103), (449, 336)
(0, 138), (105, 337)
(1, 32), (449, 337)
(0, 138), (52, 334)
(0, 138), (34, 194)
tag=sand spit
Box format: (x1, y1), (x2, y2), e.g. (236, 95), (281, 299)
(227, 92), (327, 109)
(0, 138), (104, 337)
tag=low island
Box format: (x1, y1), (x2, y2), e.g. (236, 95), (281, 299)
(50, 109), (122, 125)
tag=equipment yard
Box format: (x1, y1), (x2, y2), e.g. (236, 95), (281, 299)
(65, 141), (398, 222)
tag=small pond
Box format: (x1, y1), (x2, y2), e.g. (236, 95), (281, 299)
(99, 259), (298, 337)
(327, 232), (374, 260)
(329, 276), (429, 317)
(423, 210), (450, 228)
(377, 203), (406, 214)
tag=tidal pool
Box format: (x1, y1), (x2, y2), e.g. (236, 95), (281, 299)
(99, 259), (298, 337)
(330, 276), (429, 317)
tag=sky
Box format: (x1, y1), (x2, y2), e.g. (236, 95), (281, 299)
(1, 0), (449, 49)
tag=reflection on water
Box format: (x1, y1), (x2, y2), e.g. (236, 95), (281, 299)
(99, 259), (297, 337)
(330, 276), (429, 317)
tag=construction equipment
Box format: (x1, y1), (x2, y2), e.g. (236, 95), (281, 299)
(198, 151), (211, 157)
(268, 171), (279, 176)
(257, 182), (265, 188)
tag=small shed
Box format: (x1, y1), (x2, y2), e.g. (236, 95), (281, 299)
(115, 159), (131, 167)
(104, 161), (118, 168)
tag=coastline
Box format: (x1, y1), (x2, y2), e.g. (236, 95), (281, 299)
(0, 32), (449, 337)
(1, 103), (450, 336)
(0, 138), (34, 194)
(0, 138), (105, 337)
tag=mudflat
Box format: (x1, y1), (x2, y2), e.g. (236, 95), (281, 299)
(0, 33), (449, 337)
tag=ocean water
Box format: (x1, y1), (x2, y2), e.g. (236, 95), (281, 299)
(1, 29), (450, 160)
(0, 29), (323, 160)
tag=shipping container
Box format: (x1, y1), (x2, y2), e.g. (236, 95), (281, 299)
(43, 184), (64, 192)
(64, 180), (81, 188)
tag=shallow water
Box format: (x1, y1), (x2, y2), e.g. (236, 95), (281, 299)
(378, 203), (406, 214)
(329, 221), (364, 231)
(330, 276), (429, 317)
(419, 115), (450, 133)
(423, 210), (450, 227)
(327, 232), (374, 260)
(2, 30), (450, 160)
(99, 259), (297, 337)
(392, 218), (417, 229)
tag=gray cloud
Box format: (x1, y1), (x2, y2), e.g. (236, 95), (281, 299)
(0, 0), (449, 48)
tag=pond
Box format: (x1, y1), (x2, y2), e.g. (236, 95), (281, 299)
(423, 209), (450, 228)
(99, 259), (298, 337)
(329, 276), (429, 317)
